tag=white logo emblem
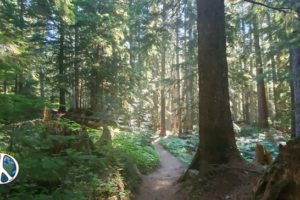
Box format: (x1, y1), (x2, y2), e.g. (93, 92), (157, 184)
(0, 153), (19, 185)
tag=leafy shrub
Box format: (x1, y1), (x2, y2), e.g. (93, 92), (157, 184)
(0, 121), (159, 199)
(0, 123), (131, 200)
(0, 95), (160, 199)
(159, 137), (196, 167)
(0, 94), (47, 123)
(112, 127), (160, 174)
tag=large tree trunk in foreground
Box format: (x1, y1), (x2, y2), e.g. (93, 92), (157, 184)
(178, 3), (253, 198)
(290, 0), (300, 139)
(189, 0), (239, 168)
(292, 41), (300, 138)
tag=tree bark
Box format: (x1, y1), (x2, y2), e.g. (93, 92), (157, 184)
(39, 68), (44, 99)
(253, 17), (269, 129)
(3, 70), (7, 94)
(176, 15), (182, 136)
(18, 0), (24, 93)
(267, 14), (278, 122)
(291, 0), (300, 138)
(58, 22), (66, 113)
(167, 92), (171, 130)
(172, 55), (177, 132)
(242, 19), (250, 124)
(187, 11), (194, 131)
(160, 51), (166, 136)
(75, 25), (80, 110)
(290, 51), (296, 138)
(292, 43), (300, 138)
(153, 56), (159, 132)
(189, 0), (239, 168)
(250, 61), (255, 123)
(160, 0), (166, 137)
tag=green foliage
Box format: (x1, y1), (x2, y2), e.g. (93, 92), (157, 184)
(158, 136), (198, 167)
(0, 94), (46, 123)
(0, 111), (159, 199)
(112, 128), (160, 174)
(236, 128), (291, 162)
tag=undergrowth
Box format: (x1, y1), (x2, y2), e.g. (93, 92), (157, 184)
(159, 126), (291, 165)
(112, 128), (160, 174)
(236, 126), (291, 162)
(0, 99), (160, 199)
(159, 135), (198, 167)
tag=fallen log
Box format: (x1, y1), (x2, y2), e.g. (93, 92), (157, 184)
(239, 150), (276, 160)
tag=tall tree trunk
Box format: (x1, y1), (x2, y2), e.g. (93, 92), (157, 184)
(173, 55), (177, 132)
(232, 97), (237, 121)
(291, 0), (300, 138)
(3, 75), (7, 94)
(292, 41), (300, 138)
(152, 56), (159, 132)
(183, 2), (189, 134)
(3, 70), (7, 94)
(167, 92), (171, 130)
(160, 51), (166, 136)
(253, 17), (269, 129)
(160, 0), (166, 137)
(58, 23), (66, 113)
(15, 74), (18, 95)
(249, 31), (255, 125)
(128, 0), (134, 90)
(90, 45), (100, 112)
(176, 16), (182, 136)
(189, 0), (239, 168)
(39, 68), (44, 99)
(80, 78), (83, 109)
(75, 25), (80, 110)
(18, 0), (24, 93)
(187, 14), (194, 131)
(153, 56), (159, 114)
(290, 51), (296, 138)
(267, 14), (278, 121)
(242, 19), (250, 124)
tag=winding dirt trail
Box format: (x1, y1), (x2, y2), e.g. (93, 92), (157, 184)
(135, 142), (189, 200)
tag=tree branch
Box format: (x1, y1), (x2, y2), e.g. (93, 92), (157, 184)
(244, 0), (292, 13)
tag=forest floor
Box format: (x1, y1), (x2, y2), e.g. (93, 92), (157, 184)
(133, 141), (190, 200)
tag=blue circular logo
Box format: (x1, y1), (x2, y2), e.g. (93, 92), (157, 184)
(0, 153), (19, 185)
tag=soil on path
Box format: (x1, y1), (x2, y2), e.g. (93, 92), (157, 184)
(134, 142), (189, 200)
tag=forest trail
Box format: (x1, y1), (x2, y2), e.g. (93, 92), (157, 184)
(135, 141), (189, 200)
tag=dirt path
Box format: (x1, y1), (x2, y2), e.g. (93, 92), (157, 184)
(135, 142), (188, 200)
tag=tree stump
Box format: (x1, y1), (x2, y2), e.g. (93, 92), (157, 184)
(254, 143), (273, 165)
(252, 138), (300, 200)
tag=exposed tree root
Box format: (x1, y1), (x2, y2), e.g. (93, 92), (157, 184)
(179, 152), (263, 200)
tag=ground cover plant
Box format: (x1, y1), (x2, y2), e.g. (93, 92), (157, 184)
(159, 126), (291, 166)
(0, 111), (159, 199)
(159, 135), (198, 167)
(112, 128), (160, 174)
